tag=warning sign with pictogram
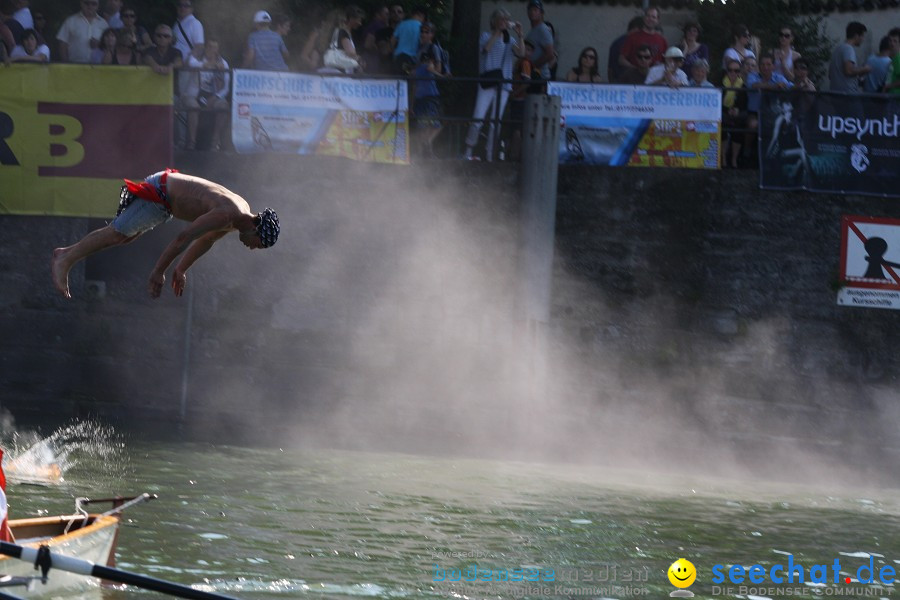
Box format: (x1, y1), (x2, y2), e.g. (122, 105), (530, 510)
(837, 215), (900, 310)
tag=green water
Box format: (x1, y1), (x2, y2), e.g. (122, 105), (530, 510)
(8, 441), (900, 599)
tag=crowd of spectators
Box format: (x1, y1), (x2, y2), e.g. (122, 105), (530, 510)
(1, 1), (898, 162)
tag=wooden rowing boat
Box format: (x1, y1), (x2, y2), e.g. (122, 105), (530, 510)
(0, 495), (153, 596)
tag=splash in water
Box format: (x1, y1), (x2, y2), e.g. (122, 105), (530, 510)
(2, 420), (128, 485)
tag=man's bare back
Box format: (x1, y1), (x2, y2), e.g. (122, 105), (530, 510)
(165, 173), (253, 224)
(51, 169), (280, 299)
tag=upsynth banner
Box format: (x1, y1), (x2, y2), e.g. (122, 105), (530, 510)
(759, 90), (899, 197)
(547, 82), (721, 169)
(0, 64), (173, 217)
(231, 70), (409, 165)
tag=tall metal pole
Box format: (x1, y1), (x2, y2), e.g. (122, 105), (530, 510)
(517, 93), (560, 407)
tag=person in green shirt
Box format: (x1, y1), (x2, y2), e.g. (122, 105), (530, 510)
(883, 28), (900, 94)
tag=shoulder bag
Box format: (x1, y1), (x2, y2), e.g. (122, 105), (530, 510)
(323, 27), (360, 71)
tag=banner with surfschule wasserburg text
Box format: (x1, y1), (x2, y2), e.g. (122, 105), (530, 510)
(547, 82), (721, 169)
(0, 64), (173, 217)
(231, 70), (409, 165)
(758, 90), (900, 198)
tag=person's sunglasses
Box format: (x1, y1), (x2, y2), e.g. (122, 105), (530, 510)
(780, 32), (792, 38)
(637, 54), (651, 60)
(583, 54), (596, 60)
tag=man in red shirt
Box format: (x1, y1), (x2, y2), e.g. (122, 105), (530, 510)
(618, 7), (668, 71)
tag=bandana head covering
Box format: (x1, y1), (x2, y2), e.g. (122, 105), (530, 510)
(256, 208), (280, 248)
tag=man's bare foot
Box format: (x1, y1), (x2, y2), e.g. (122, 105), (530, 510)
(51, 248), (71, 299)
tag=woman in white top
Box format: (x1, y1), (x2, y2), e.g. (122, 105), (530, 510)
(325, 5), (365, 73)
(10, 29), (49, 62)
(773, 26), (801, 82)
(463, 8), (522, 161)
(722, 24), (755, 69)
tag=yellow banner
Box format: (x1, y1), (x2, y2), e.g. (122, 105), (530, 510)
(0, 64), (173, 217)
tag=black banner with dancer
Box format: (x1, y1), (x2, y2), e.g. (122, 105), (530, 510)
(759, 90), (899, 198)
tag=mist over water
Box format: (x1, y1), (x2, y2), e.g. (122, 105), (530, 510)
(178, 158), (900, 490)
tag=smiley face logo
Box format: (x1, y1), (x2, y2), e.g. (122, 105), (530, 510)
(667, 558), (696, 588)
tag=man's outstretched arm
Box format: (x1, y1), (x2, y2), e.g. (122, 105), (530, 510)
(170, 230), (228, 297)
(148, 211), (233, 298)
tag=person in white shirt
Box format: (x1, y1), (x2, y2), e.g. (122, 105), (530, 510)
(100, 0), (122, 28)
(172, 0), (204, 148)
(55, 0), (108, 63)
(10, 28), (48, 62)
(646, 46), (689, 88)
(11, 0), (32, 30)
(173, 0), (203, 61)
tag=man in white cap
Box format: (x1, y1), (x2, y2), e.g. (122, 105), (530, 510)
(242, 10), (290, 71)
(645, 46), (688, 87)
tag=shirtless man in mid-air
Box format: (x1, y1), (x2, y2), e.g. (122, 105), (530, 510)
(51, 169), (280, 299)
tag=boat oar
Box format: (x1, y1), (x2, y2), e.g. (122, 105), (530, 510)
(0, 541), (241, 600)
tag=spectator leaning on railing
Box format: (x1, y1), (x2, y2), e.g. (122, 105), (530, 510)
(144, 24), (181, 76)
(645, 46), (688, 88)
(10, 27), (48, 62)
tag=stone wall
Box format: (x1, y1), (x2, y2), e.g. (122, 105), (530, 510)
(2, 154), (899, 472)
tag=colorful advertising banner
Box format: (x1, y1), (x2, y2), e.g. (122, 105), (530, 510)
(0, 64), (173, 217)
(231, 70), (409, 165)
(837, 215), (900, 310)
(759, 91), (899, 197)
(547, 83), (721, 169)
